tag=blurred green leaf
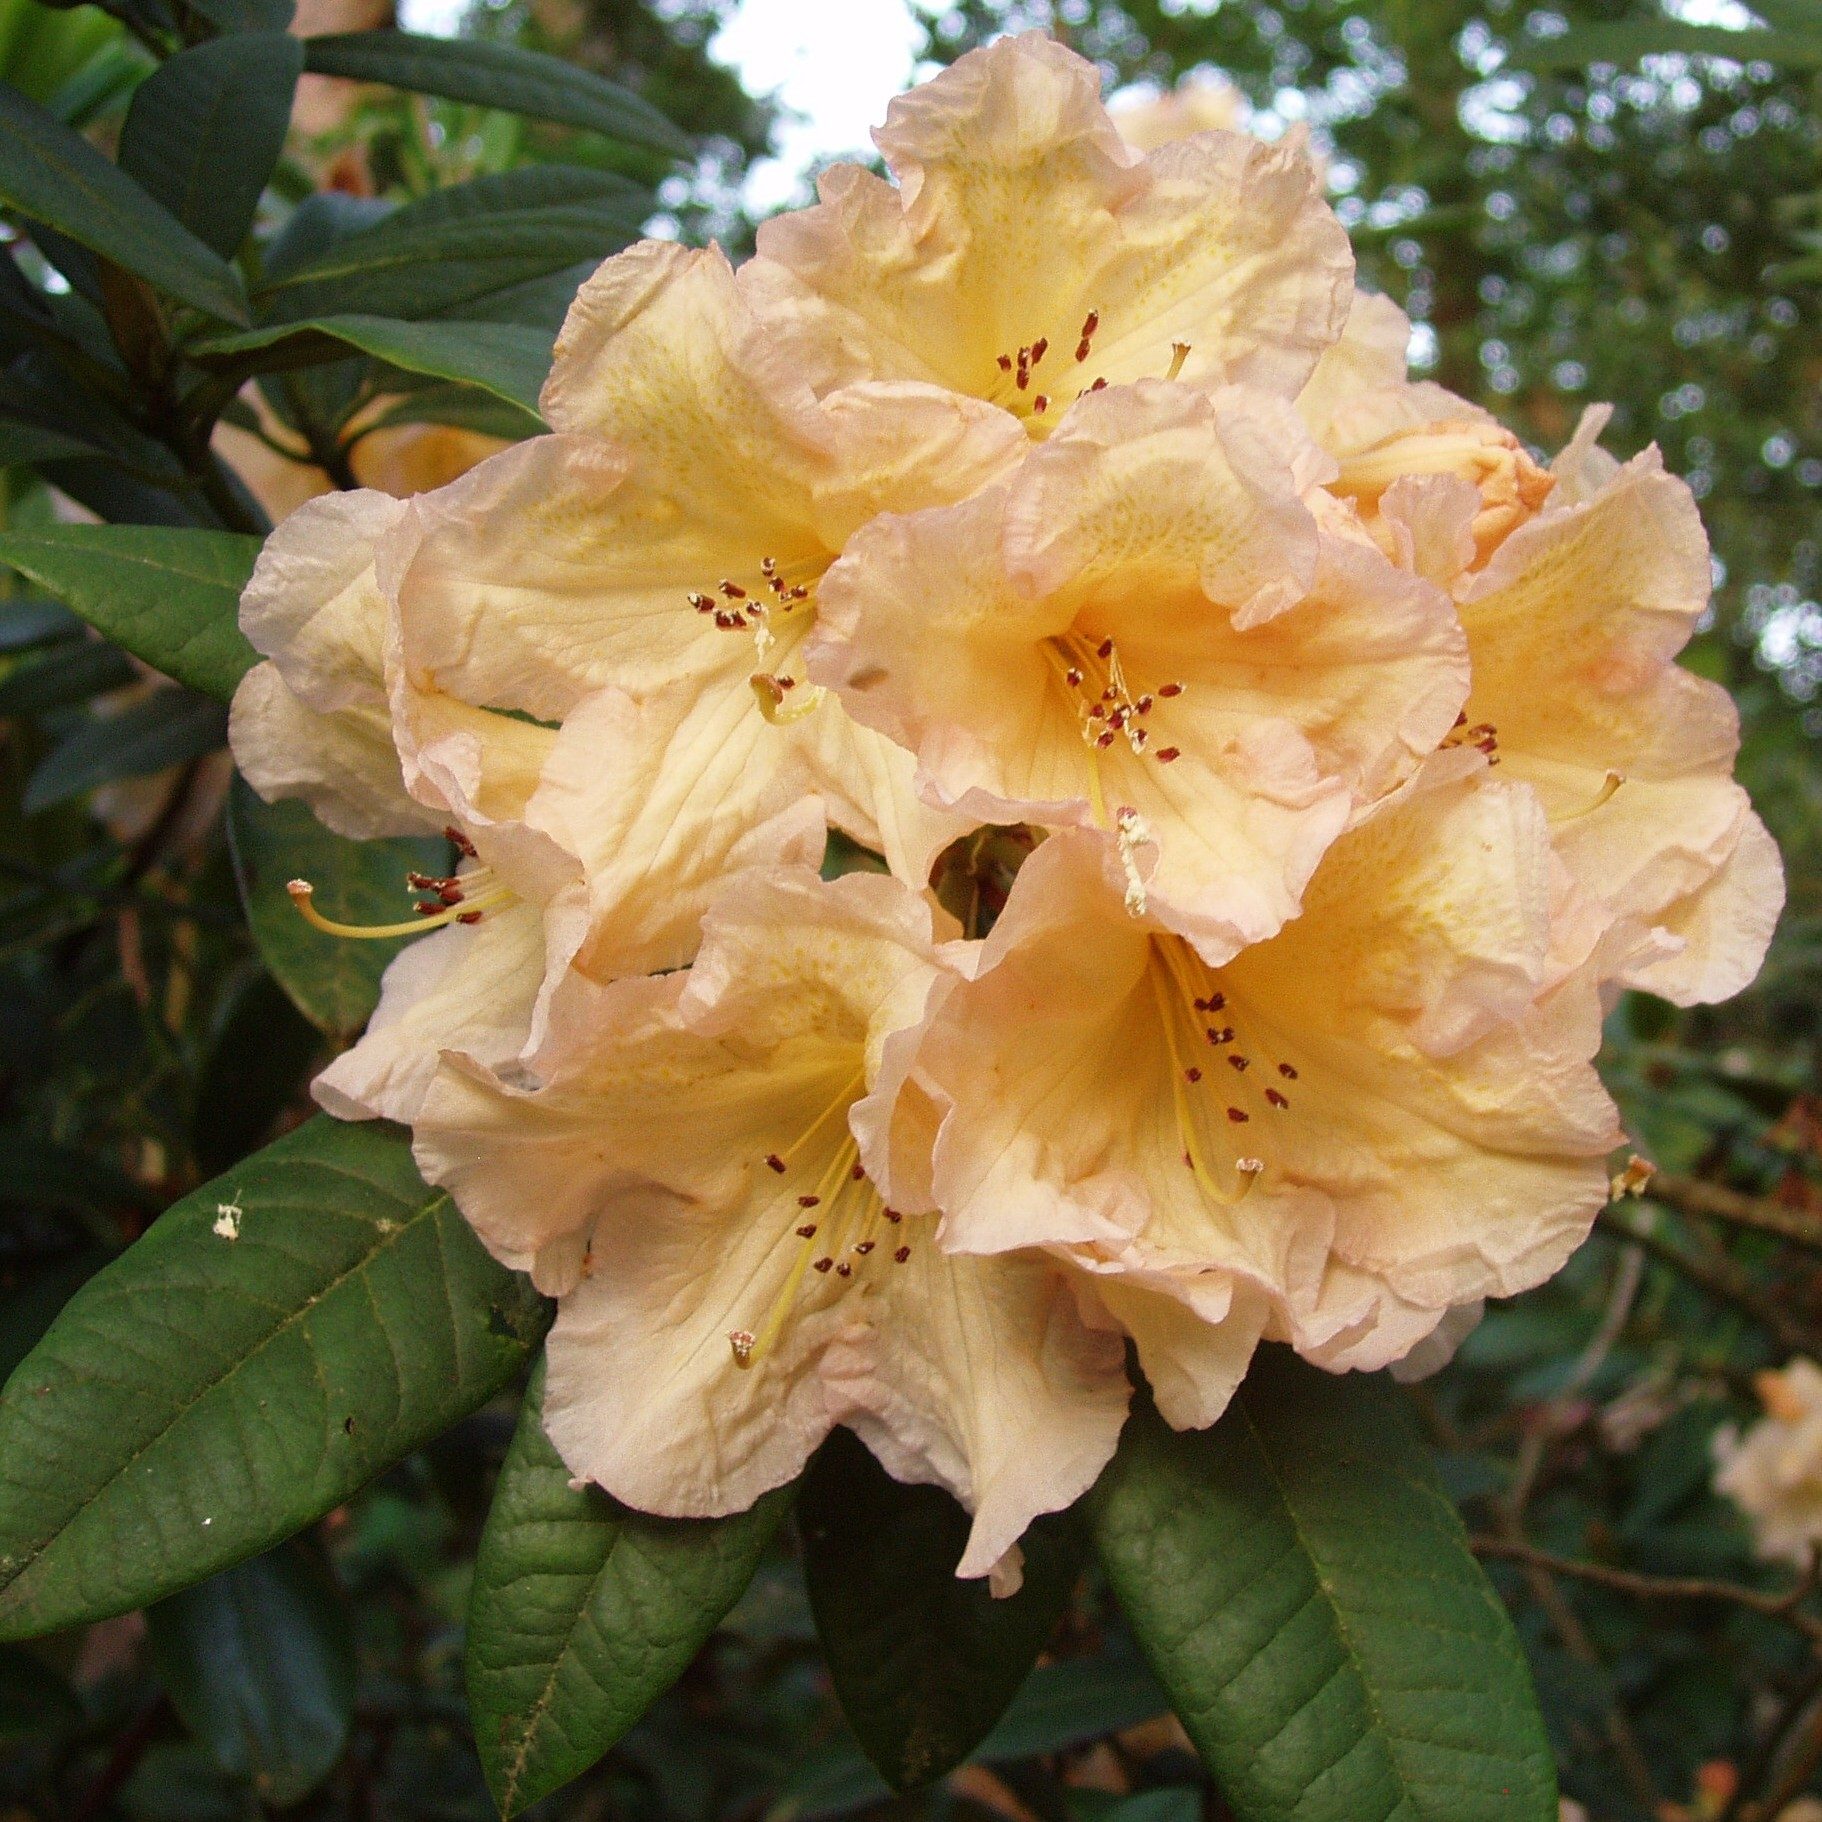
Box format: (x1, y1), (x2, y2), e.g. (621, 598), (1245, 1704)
(191, 970), (322, 1175)
(227, 779), (452, 1039)
(0, 77), (249, 323)
(0, 637), (136, 714)
(299, 30), (691, 157)
(0, 525), (258, 702)
(149, 1539), (354, 1805)
(194, 314), (553, 416)
(256, 165), (648, 325)
(0, 1115), (549, 1638)
(775, 1653), (1170, 1821)
(0, 596), (81, 652)
(185, 0), (295, 33)
(24, 687), (226, 812)
(1088, 1357), (1556, 1822)
(799, 1429), (1086, 1793)
(467, 1358), (790, 1817)
(117, 33), (302, 258)
(0, 416), (103, 465)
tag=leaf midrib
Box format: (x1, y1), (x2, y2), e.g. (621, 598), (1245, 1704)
(1237, 1392), (1515, 1821)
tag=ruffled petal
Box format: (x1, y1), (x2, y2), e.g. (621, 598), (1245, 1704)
(823, 1246), (1130, 1579)
(229, 660), (437, 840)
(918, 769), (1619, 1392)
(238, 488), (405, 712)
(313, 898), (553, 1124)
(745, 33), (1349, 421)
(814, 383), (1466, 961)
(1460, 446), (1784, 1000)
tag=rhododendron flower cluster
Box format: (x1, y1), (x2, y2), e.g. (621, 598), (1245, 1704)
(231, 32), (1782, 1587)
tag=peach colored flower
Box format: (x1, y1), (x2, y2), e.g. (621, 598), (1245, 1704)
(743, 32), (1350, 438)
(910, 762), (1622, 1424)
(1297, 294), (1782, 1003)
(810, 379), (1468, 961)
(230, 487), (825, 1126)
(410, 867), (1131, 1583)
(1715, 1361), (1822, 1568)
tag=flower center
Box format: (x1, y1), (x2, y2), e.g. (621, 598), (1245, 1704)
(685, 554), (828, 725)
(1440, 711), (1500, 764)
(1044, 631), (1187, 827)
(286, 825), (519, 940)
(1145, 936), (1297, 1206)
(986, 310), (1133, 428)
(726, 1068), (914, 1370)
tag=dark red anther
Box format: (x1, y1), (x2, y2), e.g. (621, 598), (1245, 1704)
(813, 1257), (834, 1274)
(893, 1245), (911, 1263)
(796, 1224), (818, 1238)
(1266, 1089), (1289, 1109)
(1278, 1063), (1298, 1079)
(766, 1153), (787, 1173)
(797, 1194), (820, 1208)
(1228, 1107), (1249, 1123)
(1156, 746), (1181, 763)
(1185, 1066), (1202, 1083)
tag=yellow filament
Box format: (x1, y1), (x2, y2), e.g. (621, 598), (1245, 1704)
(1165, 341), (1190, 382)
(286, 875), (514, 940)
(1146, 945), (1235, 1207)
(1042, 637), (1111, 827)
(734, 1128), (870, 1371)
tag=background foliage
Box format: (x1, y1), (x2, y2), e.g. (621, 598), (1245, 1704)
(0, 0), (1817, 1818)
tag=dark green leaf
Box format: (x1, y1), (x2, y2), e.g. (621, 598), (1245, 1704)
(0, 524), (259, 702)
(148, 1540), (354, 1805)
(0, 638), (136, 715)
(777, 1654), (1169, 1822)
(118, 33), (302, 258)
(800, 1429), (1086, 1793)
(468, 1358), (789, 1817)
(227, 779), (453, 1038)
(361, 381), (542, 443)
(1088, 1355), (1556, 1822)
(0, 78), (249, 323)
(186, 0), (296, 33)
(300, 31), (689, 157)
(0, 417), (102, 466)
(1510, 21), (1822, 70)
(255, 165), (646, 324)
(193, 314), (553, 416)
(974, 1653), (1168, 1762)
(24, 688), (227, 812)
(192, 971), (322, 1175)
(0, 598), (81, 655)
(0, 1115), (549, 1638)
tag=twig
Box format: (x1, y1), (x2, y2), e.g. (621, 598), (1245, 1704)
(1491, 1244), (1660, 1811)
(1598, 1204), (1817, 1355)
(1724, 1657), (1822, 1822)
(1507, 1241), (1644, 1517)
(1470, 1539), (1822, 1651)
(1651, 1172), (1822, 1252)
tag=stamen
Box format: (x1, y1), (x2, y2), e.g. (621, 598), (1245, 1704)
(1165, 342), (1190, 382)
(287, 875), (514, 940)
